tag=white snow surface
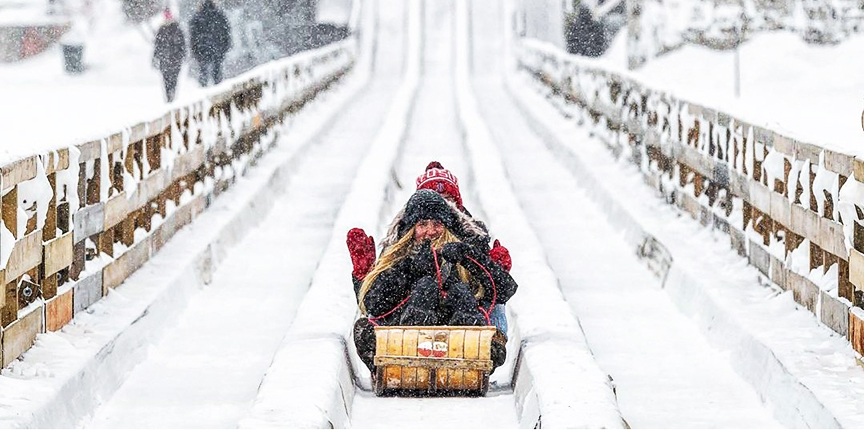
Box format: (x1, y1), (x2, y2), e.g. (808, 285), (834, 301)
(0, 37), (367, 428)
(508, 62), (864, 427)
(3, 0), (864, 428)
(600, 30), (864, 157)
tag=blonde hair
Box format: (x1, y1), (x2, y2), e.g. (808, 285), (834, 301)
(358, 226), (472, 315)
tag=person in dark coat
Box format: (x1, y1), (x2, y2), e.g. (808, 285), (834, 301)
(350, 189), (518, 374)
(153, 9), (186, 102)
(189, 0), (231, 86)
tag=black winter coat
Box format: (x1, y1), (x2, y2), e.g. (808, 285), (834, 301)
(360, 242), (518, 325)
(189, 1), (231, 63)
(153, 22), (186, 73)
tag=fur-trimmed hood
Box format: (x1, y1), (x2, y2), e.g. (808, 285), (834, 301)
(380, 191), (488, 250)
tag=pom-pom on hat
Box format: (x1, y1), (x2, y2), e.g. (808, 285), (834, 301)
(398, 189), (460, 239)
(415, 161), (462, 208)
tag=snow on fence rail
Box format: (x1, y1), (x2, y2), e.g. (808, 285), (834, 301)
(517, 38), (864, 359)
(0, 40), (356, 369)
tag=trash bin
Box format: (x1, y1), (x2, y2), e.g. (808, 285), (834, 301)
(62, 44), (84, 74)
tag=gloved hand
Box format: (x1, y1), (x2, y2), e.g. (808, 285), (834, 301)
(440, 242), (472, 265)
(396, 240), (437, 277)
(347, 228), (376, 280)
(489, 239), (512, 272)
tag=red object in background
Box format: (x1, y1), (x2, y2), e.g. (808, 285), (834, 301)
(20, 27), (45, 59)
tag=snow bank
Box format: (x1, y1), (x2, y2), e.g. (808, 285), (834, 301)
(508, 67), (864, 428)
(454, 3), (626, 428)
(239, 1), (422, 427)
(0, 44), (370, 428)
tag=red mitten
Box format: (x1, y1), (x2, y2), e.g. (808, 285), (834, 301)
(347, 228), (376, 280)
(489, 239), (512, 272)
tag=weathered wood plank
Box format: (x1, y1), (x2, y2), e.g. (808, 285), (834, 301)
(770, 255), (787, 288)
(1, 157), (37, 190)
(103, 192), (129, 230)
(772, 134), (794, 157)
(749, 181), (772, 215)
(849, 308), (864, 356)
(2, 305), (43, 367)
(821, 218), (847, 260)
(129, 169), (169, 212)
(5, 230), (42, 284)
(374, 356), (493, 371)
(795, 141), (822, 164)
(44, 232), (73, 276)
(770, 192), (791, 228)
(849, 248), (864, 291)
(46, 288), (73, 332)
(73, 271), (102, 315)
(105, 132), (124, 155)
(824, 149), (854, 177)
(73, 203), (104, 243)
(102, 237), (151, 291)
(787, 270), (819, 314)
(853, 158), (864, 183)
(76, 140), (102, 163)
(749, 241), (771, 277)
(42, 148), (70, 175)
(820, 291), (850, 337)
(172, 146), (205, 181)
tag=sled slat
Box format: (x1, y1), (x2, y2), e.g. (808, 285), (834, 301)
(464, 330), (480, 359)
(385, 330), (403, 388)
(374, 356), (493, 371)
(447, 330), (465, 390)
(479, 330), (494, 360)
(464, 369), (480, 390)
(402, 329), (419, 389)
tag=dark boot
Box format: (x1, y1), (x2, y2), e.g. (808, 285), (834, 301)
(353, 318), (376, 372)
(399, 276), (440, 326)
(491, 330), (507, 369)
(445, 283), (486, 326)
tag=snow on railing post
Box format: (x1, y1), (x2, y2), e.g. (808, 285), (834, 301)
(515, 38), (864, 357)
(0, 40), (356, 369)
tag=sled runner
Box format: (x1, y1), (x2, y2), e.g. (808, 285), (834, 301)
(372, 325), (497, 396)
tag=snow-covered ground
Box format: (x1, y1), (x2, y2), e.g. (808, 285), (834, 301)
(0, 0), (202, 164)
(599, 29), (864, 157)
(3, 0), (864, 428)
(80, 78), (400, 428)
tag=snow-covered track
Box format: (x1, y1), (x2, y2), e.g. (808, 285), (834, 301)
(244, 1), (626, 428)
(0, 41), (367, 429)
(499, 69), (864, 427)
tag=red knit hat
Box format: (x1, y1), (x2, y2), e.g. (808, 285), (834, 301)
(416, 161), (462, 208)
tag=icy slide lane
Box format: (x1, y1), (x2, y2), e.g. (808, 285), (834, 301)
(348, 0), (519, 426)
(472, 78), (781, 428)
(464, 1), (780, 429)
(80, 68), (402, 429)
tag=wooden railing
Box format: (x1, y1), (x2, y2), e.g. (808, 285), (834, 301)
(0, 40), (356, 367)
(517, 38), (864, 357)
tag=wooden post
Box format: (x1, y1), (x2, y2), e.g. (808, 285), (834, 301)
(3, 187), (18, 239)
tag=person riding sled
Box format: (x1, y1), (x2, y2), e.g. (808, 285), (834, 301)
(350, 189), (518, 374)
(348, 162), (513, 325)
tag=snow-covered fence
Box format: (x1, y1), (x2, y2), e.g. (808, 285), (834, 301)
(517, 38), (864, 359)
(0, 40), (356, 369)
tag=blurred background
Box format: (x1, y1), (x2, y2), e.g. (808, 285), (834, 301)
(0, 0), (353, 79)
(520, 0), (864, 67)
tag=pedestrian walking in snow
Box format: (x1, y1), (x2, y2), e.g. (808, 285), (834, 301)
(350, 189), (518, 373)
(189, 0), (231, 87)
(153, 8), (186, 102)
